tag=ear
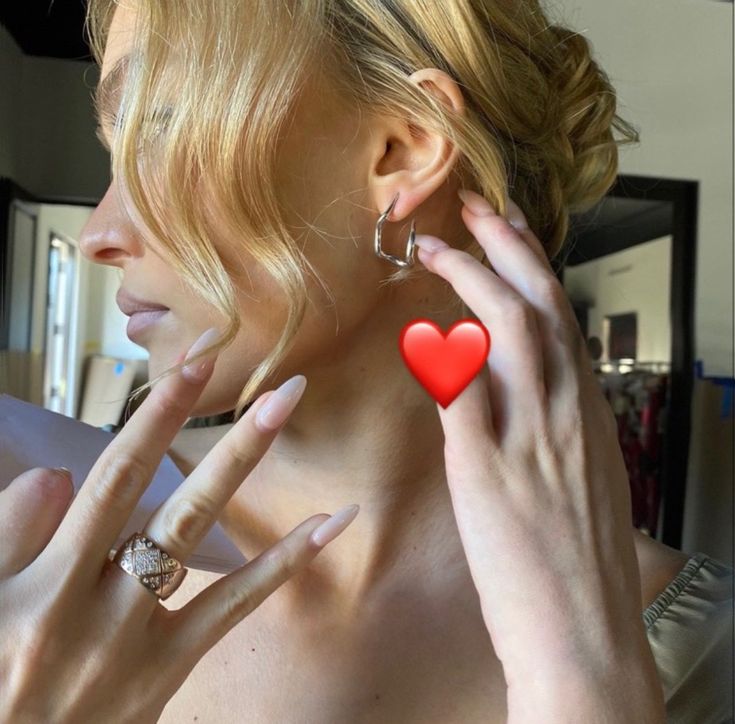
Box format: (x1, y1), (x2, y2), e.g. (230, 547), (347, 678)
(368, 67), (466, 222)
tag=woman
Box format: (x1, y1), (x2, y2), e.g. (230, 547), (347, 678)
(2, 0), (731, 721)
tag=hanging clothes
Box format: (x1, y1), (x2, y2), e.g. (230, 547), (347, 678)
(593, 362), (670, 535)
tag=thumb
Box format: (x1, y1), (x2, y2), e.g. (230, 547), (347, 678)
(0, 467), (75, 577)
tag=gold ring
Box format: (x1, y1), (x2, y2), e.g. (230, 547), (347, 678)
(111, 532), (188, 601)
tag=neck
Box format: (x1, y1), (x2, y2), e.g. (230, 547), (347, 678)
(175, 285), (479, 621)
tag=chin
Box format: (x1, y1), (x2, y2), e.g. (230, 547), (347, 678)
(187, 388), (243, 420)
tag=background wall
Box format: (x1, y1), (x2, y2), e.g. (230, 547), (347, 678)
(548, 0), (733, 379)
(0, 24), (107, 201)
(0, 23), (144, 369)
(564, 235), (672, 364)
(0, 24), (22, 181)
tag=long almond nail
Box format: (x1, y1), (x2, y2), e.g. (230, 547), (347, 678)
(254, 375), (307, 431)
(310, 504), (360, 547)
(458, 188), (495, 216)
(414, 234), (449, 253)
(506, 198), (529, 231)
(182, 327), (222, 382)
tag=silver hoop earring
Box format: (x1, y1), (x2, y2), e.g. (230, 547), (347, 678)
(374, 192), (417, 268)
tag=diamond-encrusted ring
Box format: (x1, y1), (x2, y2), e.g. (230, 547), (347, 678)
(111, 532), (188, 601)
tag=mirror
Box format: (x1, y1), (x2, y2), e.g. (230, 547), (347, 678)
(561, 175), (698, 548)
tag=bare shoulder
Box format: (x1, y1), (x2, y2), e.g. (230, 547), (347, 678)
(632, 528), (693, 611)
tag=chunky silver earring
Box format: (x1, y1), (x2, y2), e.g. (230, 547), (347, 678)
(374, 192), (417, 268)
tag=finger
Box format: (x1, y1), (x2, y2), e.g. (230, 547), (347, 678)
(0, 467), (75, 577)
(415, 240), (547, 436)
(459, 190), (588, 406)
(436, 366), (498, 458)
(506, 200), (593, 386)
(164, 509), (359, 661)
(140, 376), (306, 571)
(44, 327), (224, 577)
(505, 200), (602, 400)
(505, 196), (555, 272)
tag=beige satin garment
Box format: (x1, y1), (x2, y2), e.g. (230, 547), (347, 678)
(643, 552), (734, 723)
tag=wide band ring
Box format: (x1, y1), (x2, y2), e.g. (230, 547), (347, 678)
(111, 531), (188, 601)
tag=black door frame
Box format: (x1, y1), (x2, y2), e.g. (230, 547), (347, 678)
(558, 174), (698, 549)
(0, 178), (40, 352)
(0, 178), (98, 351)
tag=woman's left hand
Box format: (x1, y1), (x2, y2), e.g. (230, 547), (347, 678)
(413, 189), (665, 721)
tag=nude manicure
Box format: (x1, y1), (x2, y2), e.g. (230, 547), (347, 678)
(182, 327), (222, 381)
(310, 504), (360, 547)
(254, 374), (307, 431)
(505, 198), (530, 231)
(458, 188), (495, 216)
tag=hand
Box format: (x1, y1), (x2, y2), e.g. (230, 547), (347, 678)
(413, 189), (665, 722)
(0, 335), (357, 723)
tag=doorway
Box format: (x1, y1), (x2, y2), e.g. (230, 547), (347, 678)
(559, 174), (698, 549)
(1, 177), (94, 416)
(43, 232), (79, 414)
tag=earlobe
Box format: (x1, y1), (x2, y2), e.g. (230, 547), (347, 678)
(378, 187), (426, 224)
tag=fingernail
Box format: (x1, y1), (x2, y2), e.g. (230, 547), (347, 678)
(310, 504), (360, 547)
(255, 374), (307, 431)
(458, 188), (495, 217)
(47, 467), (73, 496)
(414, 234), (449, 253)
(506, 198), (529, 231)
(182, 327), (222, 382)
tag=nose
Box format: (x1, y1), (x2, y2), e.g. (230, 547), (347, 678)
(78, 182), (145, 266)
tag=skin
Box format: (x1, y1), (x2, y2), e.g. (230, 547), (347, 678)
(82, 0), (690, 696)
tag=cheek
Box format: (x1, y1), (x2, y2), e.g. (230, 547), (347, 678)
(202, 254), (377, 404)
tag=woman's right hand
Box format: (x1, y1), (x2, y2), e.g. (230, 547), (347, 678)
(0, 330), (359, 723)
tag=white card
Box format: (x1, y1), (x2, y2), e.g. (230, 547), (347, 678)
(0, 394), (246, 574)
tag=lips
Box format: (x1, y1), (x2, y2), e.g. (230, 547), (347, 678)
(116, 288), (169, 317)
(126, 309), (169, 340)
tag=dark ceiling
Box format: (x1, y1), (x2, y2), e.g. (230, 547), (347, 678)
(0, 1), (93, 62)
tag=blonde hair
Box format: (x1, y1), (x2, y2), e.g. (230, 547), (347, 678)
(85, 0), (639, 422)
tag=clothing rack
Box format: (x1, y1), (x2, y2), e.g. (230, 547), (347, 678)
(593, 359), (672, 374)
(592, 361), (671, 537)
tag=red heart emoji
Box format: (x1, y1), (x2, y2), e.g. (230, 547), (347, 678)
(399, 319), (491, 408)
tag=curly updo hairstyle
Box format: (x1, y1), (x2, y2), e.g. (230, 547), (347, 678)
(86, 0), (639, 421)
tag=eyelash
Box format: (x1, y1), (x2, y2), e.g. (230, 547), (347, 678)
(102, 106), (172, 149)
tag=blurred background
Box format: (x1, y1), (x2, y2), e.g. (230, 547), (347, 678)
(0, 0), (732, 564)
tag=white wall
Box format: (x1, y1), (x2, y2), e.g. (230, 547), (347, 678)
(550, 0), (733, 378)
(564, 235), (672, 364)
